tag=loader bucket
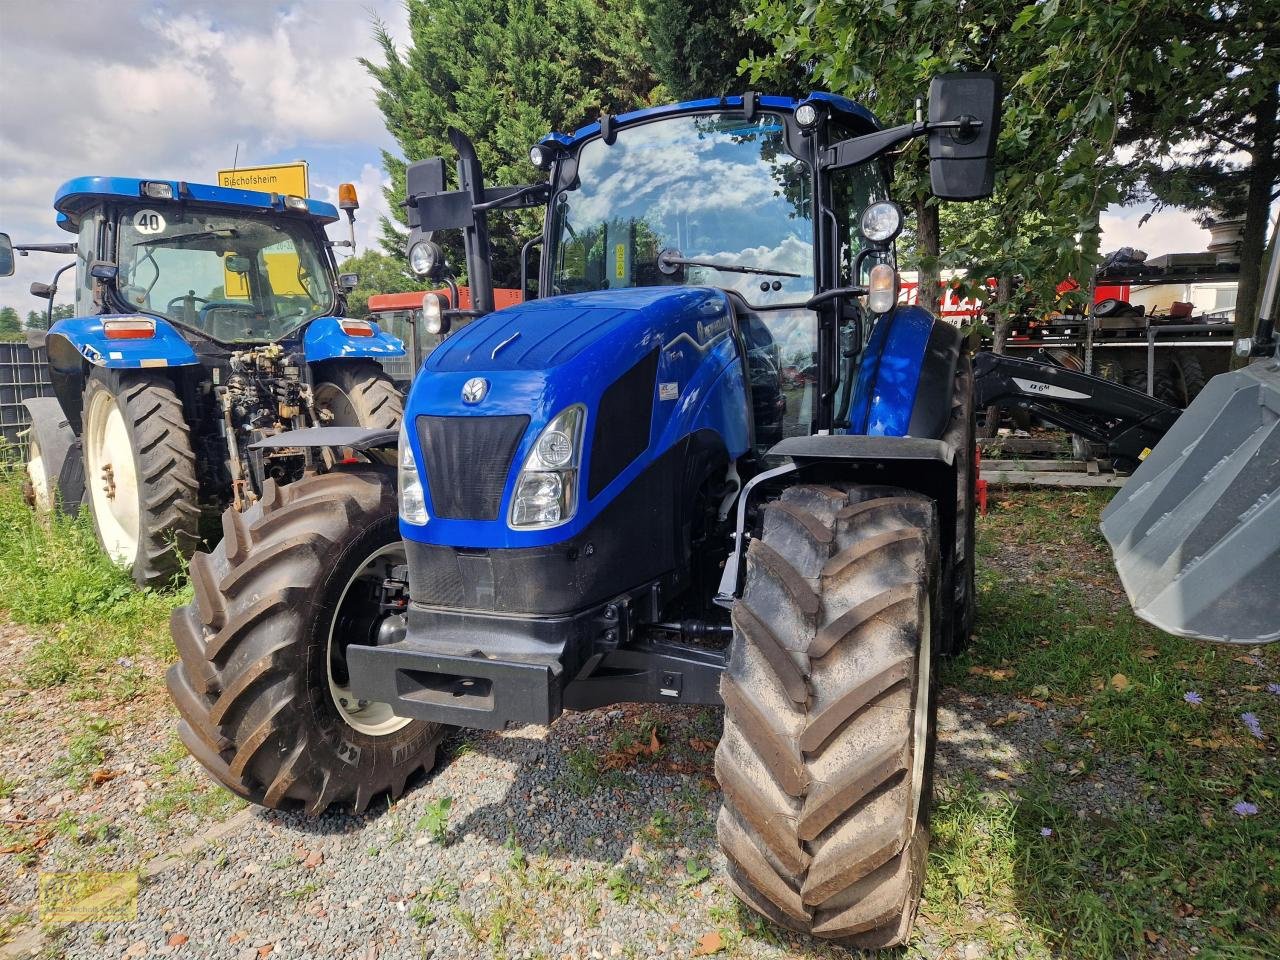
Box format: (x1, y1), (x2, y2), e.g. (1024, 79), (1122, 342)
(1100, 356), (1280, 645)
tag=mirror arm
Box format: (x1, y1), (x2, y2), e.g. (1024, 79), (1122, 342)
(821, 117), (984, 171)
(821, 122), (924, 170)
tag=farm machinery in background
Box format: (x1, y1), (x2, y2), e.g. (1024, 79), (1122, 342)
(0, 177), (406, 586)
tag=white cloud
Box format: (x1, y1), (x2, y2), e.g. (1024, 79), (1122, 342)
(0, 0), (407, 309)
(1098, 205), (1211, 259)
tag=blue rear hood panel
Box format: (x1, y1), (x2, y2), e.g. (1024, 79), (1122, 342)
(403, 287), (750, 548)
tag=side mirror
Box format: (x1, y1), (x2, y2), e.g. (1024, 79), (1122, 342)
(338, 272), (359, 291)
(928, 72), (1001, 200)
(89, 260), (119, 282)
(0, 233), (13, 277)
(30, 281), (54, 299)
(225, 254), (251, 274)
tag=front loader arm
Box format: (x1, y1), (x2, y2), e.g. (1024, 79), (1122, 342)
(972, 351), (1180, 470)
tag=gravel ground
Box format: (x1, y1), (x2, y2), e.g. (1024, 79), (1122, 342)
(1, 652), (1133, 960)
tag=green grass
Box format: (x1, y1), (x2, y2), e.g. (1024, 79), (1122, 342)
(924, 488), (1280, 958)
(0, 463), (189, 693)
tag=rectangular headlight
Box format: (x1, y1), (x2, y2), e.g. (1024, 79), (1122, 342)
(140, 181), (174, 200)
(509, 405), (585, 529)
(398, 423), (429, 525)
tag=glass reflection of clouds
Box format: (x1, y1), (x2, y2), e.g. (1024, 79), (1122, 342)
(552, 114), (813, 308)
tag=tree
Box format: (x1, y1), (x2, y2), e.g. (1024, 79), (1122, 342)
(643, 0), (801, 100)
(748, 1), (1141, 331)
(363, 0), (662, 286)
(337, 249), (419, 318)
(1113, 3), (1277, 354)
(0, 306), (21, 337)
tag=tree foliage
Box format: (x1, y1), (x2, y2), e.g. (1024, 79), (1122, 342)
(363, 0), (661, 286)
(337, 249), (418, 319)
(643, 0), (802, 100)
(0, 306), (20, 337)
(748, 0), (1279, 351)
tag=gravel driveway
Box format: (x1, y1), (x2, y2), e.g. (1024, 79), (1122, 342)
(3, 671), (1102, 960)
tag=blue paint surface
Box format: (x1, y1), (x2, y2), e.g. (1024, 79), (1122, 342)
(847, 305), (936, 436)
(47, 315), (199, 369)
(400, 287), (750, 548)
(542, 92), (879, 147)
(54, 177), (338, 231)
(303, 316), (405, 363)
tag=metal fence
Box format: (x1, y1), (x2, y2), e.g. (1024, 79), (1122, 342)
(0, 341), (52, 460)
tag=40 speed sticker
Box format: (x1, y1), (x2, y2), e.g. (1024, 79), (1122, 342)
(132, 209), (166, 234)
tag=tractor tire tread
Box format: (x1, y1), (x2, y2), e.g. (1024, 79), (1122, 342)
(717, 482), (937, 947)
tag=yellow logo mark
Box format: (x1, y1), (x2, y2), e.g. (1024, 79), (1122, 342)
(39, 871), (139, 923)
(615, 244), (626, 280)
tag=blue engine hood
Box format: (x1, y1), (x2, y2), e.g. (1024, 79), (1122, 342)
(403, 285), (751, 548)
(425, 287), (726, 373)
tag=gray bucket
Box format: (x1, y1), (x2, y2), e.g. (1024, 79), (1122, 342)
(1100, 354), (1280, 644)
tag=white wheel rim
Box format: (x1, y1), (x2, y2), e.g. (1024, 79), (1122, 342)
(83, 389), (141, 567)
(909, 598), (932, 826)
(326, 543), (413, 737)
(26, 436), (51, 513)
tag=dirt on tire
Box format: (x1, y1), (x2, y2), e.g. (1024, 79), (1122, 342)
(167, 465), (444, 815)
(82, 371), (200, 587)
(716, 484), (940, 947)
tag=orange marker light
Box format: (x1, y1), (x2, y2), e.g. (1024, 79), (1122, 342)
(338, 182), (359, 211)
(103, 318), (156, 339)
(340, 319), (374, 337)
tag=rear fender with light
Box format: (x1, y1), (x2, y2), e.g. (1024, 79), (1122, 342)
(302, 315), (406, 363)
(44, 315), (198, 432)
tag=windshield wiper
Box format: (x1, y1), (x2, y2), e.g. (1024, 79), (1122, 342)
(657, 247), (800, 278)
(133, 228), (239, 248)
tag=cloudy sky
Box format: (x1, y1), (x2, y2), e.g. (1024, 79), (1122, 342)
(0, 1), (1210, 313)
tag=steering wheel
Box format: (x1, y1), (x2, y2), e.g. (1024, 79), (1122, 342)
(167, 294), (210, 315)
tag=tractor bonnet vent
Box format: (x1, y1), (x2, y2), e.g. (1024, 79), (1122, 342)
(587, 348), (658, 500)
(416, 414), (530, 520)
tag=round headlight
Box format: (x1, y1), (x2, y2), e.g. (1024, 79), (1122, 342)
(859, 201), (904, 243)
(536, 430), (573, 467)
(408, 239), (441, 278)
(529, 143), (558, 169)
(421, 293), (449, 335)
(795, 102), (820, 129)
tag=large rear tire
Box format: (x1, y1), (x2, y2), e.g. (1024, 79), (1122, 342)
(167, 466), (445, 814)
(81, 372), (200, 587)
(716, 484), (940, 947)
(313, 361), (403, 430)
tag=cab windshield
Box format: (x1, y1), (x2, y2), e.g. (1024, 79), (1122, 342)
(550, 113), (813, 307)
(114, 205), (334, 342)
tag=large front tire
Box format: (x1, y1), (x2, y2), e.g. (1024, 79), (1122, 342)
(716, 484), (940, 948)
(167, 466), (445, 814)
(81, 372), (199, 587)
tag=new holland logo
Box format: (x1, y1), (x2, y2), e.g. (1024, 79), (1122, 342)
(461, 377), (489, 404)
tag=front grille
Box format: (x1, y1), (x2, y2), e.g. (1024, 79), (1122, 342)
(416, 414), (530, 520)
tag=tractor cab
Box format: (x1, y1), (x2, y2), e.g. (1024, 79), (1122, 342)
(51, 177), (354, 345)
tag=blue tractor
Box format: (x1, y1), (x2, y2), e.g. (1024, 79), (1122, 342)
(17, 177), (405, 586)
(168, 75), (1002, 945)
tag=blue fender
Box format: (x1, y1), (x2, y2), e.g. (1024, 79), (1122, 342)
(46, 315), (199, 369)
(303, 316), (405, 363)
(847, 305), (937, 436)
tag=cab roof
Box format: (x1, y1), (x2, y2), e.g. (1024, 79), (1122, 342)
(541, 92), (880, 147)
(53, 176), (339, 233)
